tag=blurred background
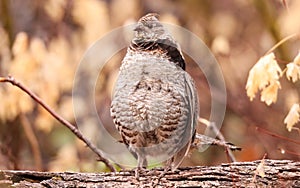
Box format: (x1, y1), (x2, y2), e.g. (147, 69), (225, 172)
(0, 0), (299, 172)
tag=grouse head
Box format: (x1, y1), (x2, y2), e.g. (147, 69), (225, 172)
(131, 13), (186, 70)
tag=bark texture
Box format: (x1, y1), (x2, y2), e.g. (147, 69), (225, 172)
(0, 159), (299, 188)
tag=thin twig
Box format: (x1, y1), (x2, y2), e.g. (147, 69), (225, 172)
(198, 117), (240, 162)
(281, 0), (289, 14)
(278, 147), (300, 157)
(0, 76), (116, 172)
(20, 114), (43, 170)
(209, 122), (237, 162)
(193, 133), (241, 151)
(265, 33), (298, 55)
(256, 126), (300, 145)
(252, 153), (267, 183)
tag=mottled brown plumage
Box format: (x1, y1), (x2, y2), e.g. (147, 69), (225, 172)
(111, 13), (198, 170)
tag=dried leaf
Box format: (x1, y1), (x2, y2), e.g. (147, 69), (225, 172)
(286, 62), (300, 82)
(256, 159), (265, 178)
(260, 81), (281, 105)
(246, 53), (282, 103)
(284, 103), (300, 132)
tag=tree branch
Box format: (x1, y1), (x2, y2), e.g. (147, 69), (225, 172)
(1, 159), (299, 187)
(0, 76), (116, 172)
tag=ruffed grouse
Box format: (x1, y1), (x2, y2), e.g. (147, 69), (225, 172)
(111, 13), (198, 171)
